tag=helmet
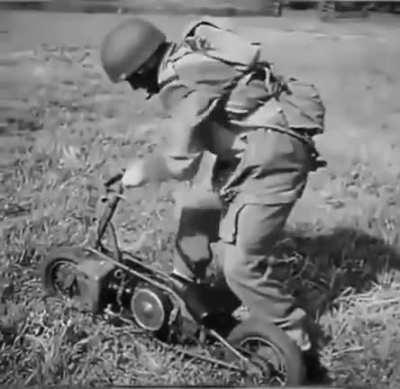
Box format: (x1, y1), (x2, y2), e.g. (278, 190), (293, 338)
(100, 18), (166, 83)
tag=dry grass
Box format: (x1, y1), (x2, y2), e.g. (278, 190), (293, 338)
(1, 11), (400, 387)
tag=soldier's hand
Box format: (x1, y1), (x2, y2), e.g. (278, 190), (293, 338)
(121, 159), (146, 188)
(121, 154), (173, 188)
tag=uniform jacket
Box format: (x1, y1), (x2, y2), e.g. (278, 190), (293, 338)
(155, 19), (325, 205)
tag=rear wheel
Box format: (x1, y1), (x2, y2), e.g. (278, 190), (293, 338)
(225, 317), (306, 386)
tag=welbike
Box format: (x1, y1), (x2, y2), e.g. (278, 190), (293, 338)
(41, 173), (306, 386)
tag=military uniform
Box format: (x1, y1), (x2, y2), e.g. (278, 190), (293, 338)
(125, 19), (325, 350)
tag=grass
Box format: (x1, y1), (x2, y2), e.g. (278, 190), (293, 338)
(1, 12), (400, 387)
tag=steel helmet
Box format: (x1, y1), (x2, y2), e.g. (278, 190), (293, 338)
(100, 18), (167, 83)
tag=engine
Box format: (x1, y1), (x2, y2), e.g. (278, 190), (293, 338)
(129, 284), (173, 333)
(73, 257), (182, 340)
(106, 269), (204, 342)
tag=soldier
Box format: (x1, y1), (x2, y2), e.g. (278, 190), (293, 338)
(100, 17), (327, 382)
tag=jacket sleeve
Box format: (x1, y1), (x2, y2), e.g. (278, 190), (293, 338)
(160, 87), (221, 181)
(122, 83), (225, 189)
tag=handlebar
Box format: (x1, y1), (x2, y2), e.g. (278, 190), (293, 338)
(104, 172), (124, 188)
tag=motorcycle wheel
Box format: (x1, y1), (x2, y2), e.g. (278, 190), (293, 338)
(225, 316), (306, 386)
(41, 247), (90, 297)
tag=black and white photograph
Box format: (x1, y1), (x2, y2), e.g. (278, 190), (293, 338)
(1, 0), (399, 387)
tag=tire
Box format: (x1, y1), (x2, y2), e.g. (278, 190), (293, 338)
(225, 317), (306, 386)
(41, 247), (92, 296)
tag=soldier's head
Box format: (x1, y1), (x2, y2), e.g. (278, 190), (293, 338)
(100, 18), (169, 97)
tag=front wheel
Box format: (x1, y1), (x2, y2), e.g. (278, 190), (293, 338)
(41, 247), (91, 297)
(225, 317), (306, 386)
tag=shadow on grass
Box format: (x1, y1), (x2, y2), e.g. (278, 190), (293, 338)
(270, 226), (400, 347)
(281, 227), (399, 309)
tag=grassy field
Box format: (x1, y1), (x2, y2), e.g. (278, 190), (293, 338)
(1, 9), (400, 387)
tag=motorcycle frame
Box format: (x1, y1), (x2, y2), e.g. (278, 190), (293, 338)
(94, 173), (124, 259)
(88, 173), (251, 370)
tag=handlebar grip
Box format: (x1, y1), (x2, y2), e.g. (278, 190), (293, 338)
(104, 172), (123, 188)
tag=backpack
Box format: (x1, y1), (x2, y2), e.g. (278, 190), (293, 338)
(181, 19), (326, 170)
(180, 18), (295, 108)
(181, 17), (262, 72)
(182, 18), (325, 128)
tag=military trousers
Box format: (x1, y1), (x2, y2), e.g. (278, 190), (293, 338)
(173, 192), (311, 351)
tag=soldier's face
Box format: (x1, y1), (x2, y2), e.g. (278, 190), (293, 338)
(126, 49), (162, 98)
(126, 67), (159, 97)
